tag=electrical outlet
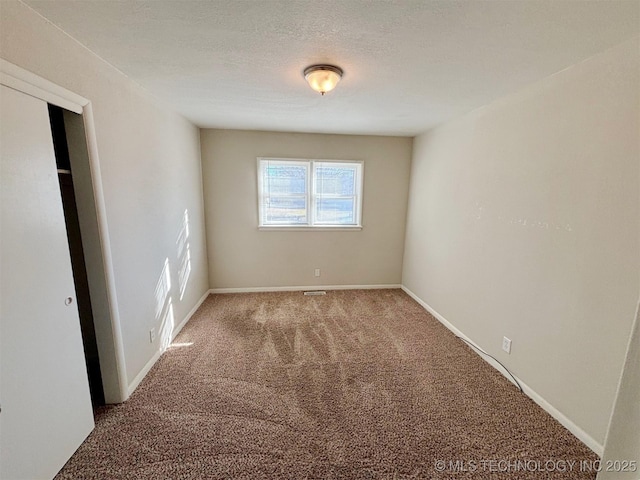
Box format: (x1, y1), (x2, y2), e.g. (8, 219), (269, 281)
(314, 268), (321, 277)
(149, 328), (156, 343)
(502, 336), (512, 354)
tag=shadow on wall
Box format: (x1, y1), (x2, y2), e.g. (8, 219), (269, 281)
(154, 209), (193, 352)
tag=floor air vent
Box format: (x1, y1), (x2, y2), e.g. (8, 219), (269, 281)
(303, 291), (326, 296)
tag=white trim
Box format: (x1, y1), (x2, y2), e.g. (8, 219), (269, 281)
(520, 383), (603, 457)
(0, 59), (85, 113)
(127, 350), (162, 399)
(401, 285), (604, 456)
(401, 286), (520, 386)
(258, 226), (362, 231)
(600, 298), (640, 456)
(81, 102), (129, 403)
(172, 290), (210, 339)
(211, 284), (401, 294)
(1, 58), (129, 403)
(127, 290), (210, 397)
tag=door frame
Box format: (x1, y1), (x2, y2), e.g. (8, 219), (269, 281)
(1, 58), (128, 403)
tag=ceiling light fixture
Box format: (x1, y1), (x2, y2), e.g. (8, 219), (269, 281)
(304, 64), (343, 95)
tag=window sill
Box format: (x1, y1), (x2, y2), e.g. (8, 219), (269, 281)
(258, 226), (362, 231)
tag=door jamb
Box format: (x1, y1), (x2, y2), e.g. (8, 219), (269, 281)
(1, 58), (128, 403)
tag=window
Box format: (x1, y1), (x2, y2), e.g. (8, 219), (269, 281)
(258, 158), (363, 228)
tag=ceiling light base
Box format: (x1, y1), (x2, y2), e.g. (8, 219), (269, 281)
(304, 64), (343, 95)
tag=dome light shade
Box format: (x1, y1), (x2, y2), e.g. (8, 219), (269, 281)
(304, 65), (343, 95)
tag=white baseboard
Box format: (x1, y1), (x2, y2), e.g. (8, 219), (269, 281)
(401, 285), (604, 456)
(172, 289), (210, 338)
(210, 284), (401, 294)
(127, 349), (162, 399)
(126, 289), (210, 398)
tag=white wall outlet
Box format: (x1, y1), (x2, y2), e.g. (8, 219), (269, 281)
(149, 328), (156, 343)
(314, 268), (321, 277)
(502, 336), (512, 354)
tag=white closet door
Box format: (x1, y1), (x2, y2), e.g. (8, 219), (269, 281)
(0, 85), (94, 479)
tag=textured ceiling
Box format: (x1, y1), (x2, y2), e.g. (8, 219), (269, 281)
(25, 0), (640, 136)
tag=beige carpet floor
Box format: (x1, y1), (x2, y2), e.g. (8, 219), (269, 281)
(56, 289), (598, 479)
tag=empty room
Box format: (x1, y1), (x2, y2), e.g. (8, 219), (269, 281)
(0, 1), (638, 479)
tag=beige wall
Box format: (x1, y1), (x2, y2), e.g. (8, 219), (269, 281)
(0, 1), (209, 392)
(598, 300), (640, 479)
(201, 129), (412, 289)
(403, 38), (640, 449)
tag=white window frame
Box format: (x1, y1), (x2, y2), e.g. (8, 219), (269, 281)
(257, 157), (364, 230)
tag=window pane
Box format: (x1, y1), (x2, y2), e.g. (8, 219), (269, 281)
(316, 197), (356, 224)
(265, 196), (307, 224)
(316, 165), (356, 195)
(265, 164), (307, 194)
(258, 158), (362, 227)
